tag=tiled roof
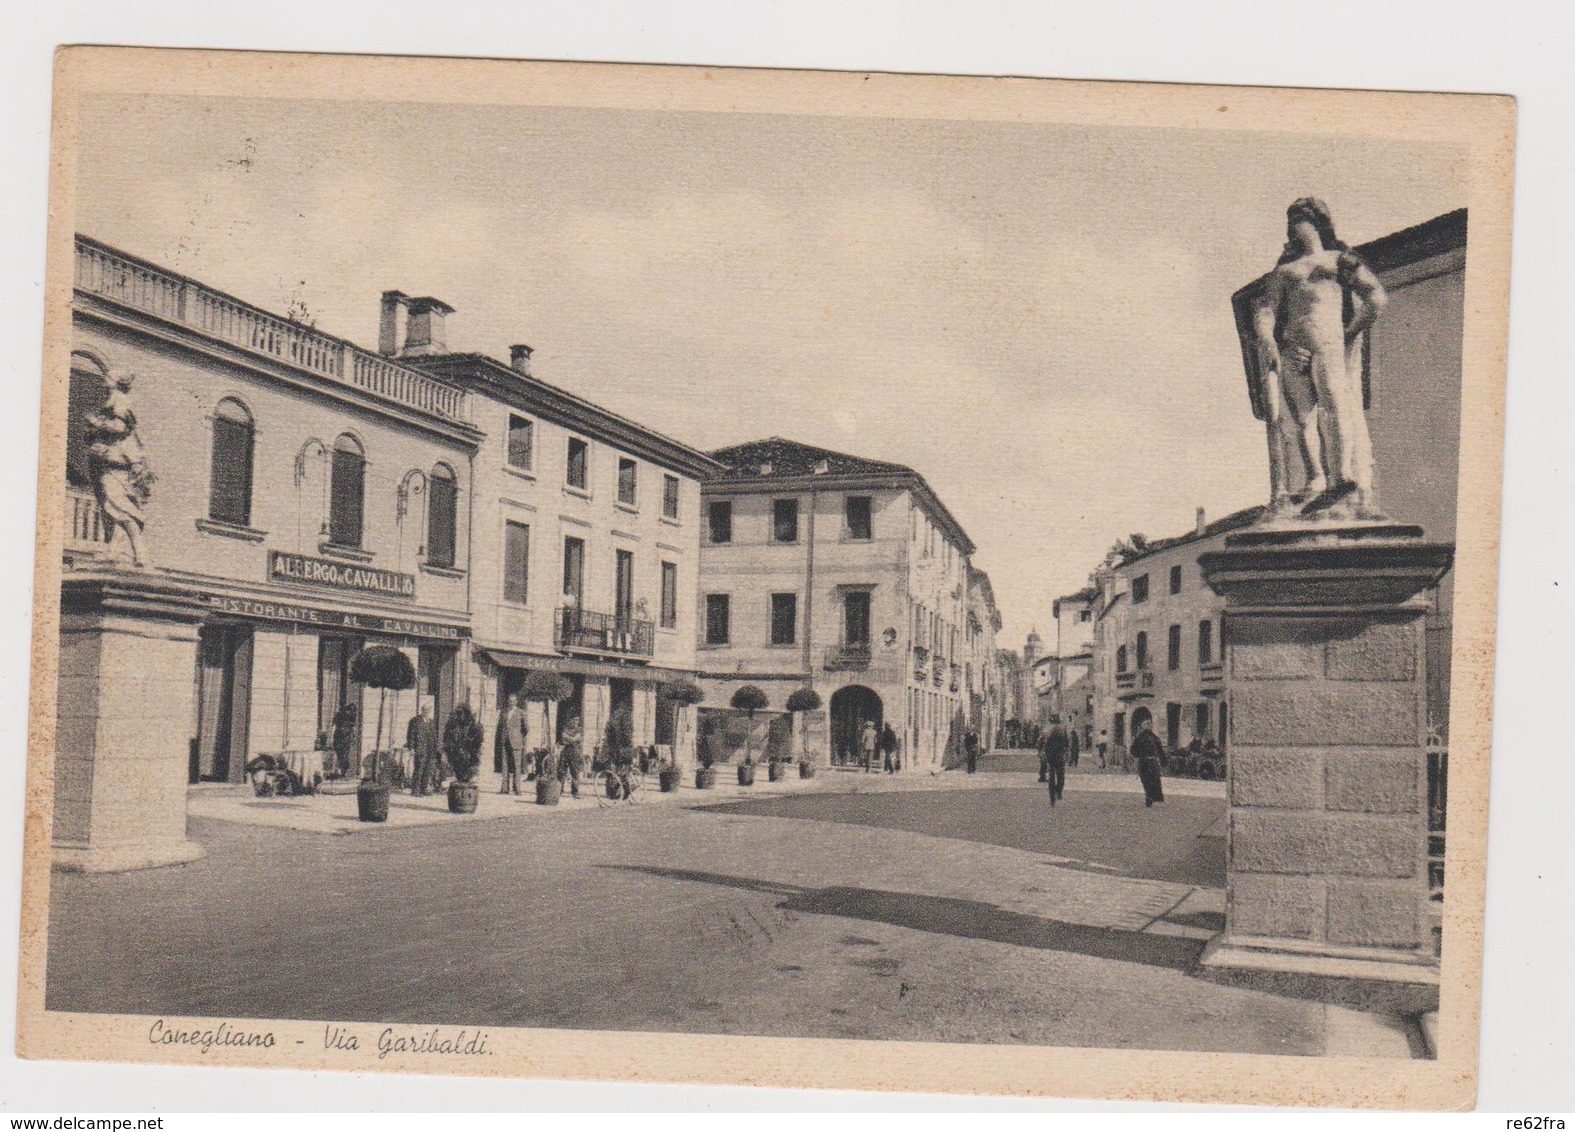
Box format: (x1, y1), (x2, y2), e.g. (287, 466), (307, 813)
(707, 437), (915, 479)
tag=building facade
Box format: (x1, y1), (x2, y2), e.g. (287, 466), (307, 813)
(694, 439), (986, 771)
(60, 236), (480, 869)
(395, 310), (719, 768)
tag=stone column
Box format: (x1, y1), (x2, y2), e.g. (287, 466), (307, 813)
(54, 573), (208, 872)
(1198, 524), (1452, 1010)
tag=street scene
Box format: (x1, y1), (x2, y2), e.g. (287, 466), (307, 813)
(29, 63), (1476, 1084)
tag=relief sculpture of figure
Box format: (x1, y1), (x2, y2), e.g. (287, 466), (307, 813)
(1252, 197), (1388, 521)
(84, 369), (155, 567)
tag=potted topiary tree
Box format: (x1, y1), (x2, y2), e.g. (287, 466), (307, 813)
(520, 669), (574, 805)
(657, 678), (704, 792)
(349, 645), (416, 823)
(442, 701), (485, 814)
(730, 685), (768, 786)
(785, 686), (822, 779)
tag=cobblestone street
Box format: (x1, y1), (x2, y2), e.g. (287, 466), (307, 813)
(45, 757), (1414, 1058)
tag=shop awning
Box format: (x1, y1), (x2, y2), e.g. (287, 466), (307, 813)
(478, 647), (684, 683)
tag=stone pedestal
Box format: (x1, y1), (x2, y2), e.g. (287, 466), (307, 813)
(1198, 524), (1452, 1011)
(53, 572), (208, 872)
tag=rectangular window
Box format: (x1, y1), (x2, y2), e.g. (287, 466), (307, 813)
(773, 497), (799, 543)
(507, 415), (534, 470)
(562, 536), (585, 605)
(845, 495), (873, 540)
(708, 500), (733, 544)
(1114, 712), (1126, 746)
(660, 561), (678, 629)
(663, 474), (680, 520)
(1198, 619), (1214, 664)
(615, 549), (634, 623)
(1195, 702), (1211, 742)
(844, 591), (872, 647)
(1169, 564), (1183, 594)
(1079, 609), (1091, 622)
(1166, 702), (1182, 749)
(503, 521), (530, 605)
(705, 593), (730, 646)
(617, 457), (638, 506)
(1167, 624), (1182, 671)
(1135, 631), (1149, 671)
(566, 437), (588, 490)
(1131, 574), (1149, 603)
(770, 593), (797, 646)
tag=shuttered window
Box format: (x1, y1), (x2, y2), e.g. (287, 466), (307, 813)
(507, 415), (533, 470)
(503, 521), (530, 605)
(329, 436), (365, 548)
(209, 399), (255, 526)
(427, 465), (457, 568)
(661, 561), (678, 628)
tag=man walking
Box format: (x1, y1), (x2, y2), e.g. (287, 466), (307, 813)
(1132, 716), (1166, 807)
(1044, 721), (1068, 806)
(860, 719), (878, 773)
(880, 722), (899, 773)
(1069, 727), (1081, 769)
(964, 729), (980, 774)
(406, 700), (440, 797)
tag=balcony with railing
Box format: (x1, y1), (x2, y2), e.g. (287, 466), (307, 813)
(555, 607), (655, 659)
(824, 642), (872, 670)
(66, 487), (112, 557)
(1200, 660), (1225, 686)
(75, 237), (471, 425)
(1116, 669), (1155, 698)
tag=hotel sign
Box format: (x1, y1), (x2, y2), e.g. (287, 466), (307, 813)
(269, 551), (415, 599)
(204, 593), (467, 640)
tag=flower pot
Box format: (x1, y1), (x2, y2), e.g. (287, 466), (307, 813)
(737, 764), (756, 787)
(356, 780), (390, 823)
(536, 777), (562, 806)
(799, 763), (816, 779)
(659, 767), (682, 793)
(695, 767), (716, 790)
(447, 780), (479, 814)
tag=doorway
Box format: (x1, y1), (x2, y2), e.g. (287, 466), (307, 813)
(317, 634), (367, 777)
(829, 685), (883, 766)
(194, 623), (254, 783)
(418, 646), (457, 727)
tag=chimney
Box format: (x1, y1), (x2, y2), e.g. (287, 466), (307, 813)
(509, 344), (534, 376)
(378, 291), (409, 357)
(400, 296), (455, 357)
(1195, 506), (1207, 537)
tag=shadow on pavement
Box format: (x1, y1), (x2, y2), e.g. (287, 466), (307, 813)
(605, 864), (1206, 973)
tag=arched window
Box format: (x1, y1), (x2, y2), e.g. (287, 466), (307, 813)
(329, 434), (365, 548)
(67, 353), (109, 489)
(1116, 644), (1129, 673)
(209, 398), (255, 526)
(427, 463), (457, 568)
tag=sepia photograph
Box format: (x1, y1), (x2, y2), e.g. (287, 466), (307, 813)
(13, 43), (1517, 1109)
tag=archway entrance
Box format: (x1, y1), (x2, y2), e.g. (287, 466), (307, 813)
(1130, 705), (1153, 734)
(829, 685), (883, 767)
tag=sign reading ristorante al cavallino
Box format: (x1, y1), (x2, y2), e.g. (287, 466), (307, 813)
(269, 551), (416, 599)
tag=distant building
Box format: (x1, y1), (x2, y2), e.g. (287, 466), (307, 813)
(1046, 586), (1098, 747)
(694, 438), (986, 771)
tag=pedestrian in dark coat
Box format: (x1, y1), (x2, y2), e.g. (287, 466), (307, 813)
(964, 729), (980, 774)
(1132, 717), (1166, 807)
(1044, 724), (1069, 805)
(880, 723), (899, 773)
(1037, 732), (1049, 782)
(1069, 728), (1081, 768)
(331, 700), (359, 779)
(406, 701), (440, 796)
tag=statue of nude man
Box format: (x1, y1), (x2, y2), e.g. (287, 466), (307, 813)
(1253, 198), (1388, 520)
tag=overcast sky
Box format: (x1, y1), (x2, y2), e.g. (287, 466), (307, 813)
(74, 94), (1466, 651)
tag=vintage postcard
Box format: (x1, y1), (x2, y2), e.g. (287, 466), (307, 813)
(16, 47), (1514, 1107)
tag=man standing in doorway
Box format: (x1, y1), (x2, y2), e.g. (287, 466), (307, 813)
(407, 700), (440, 797)
(964, 728), (980, 774)
(1132, 715), (1166, 807)
(1044, 721), (1069, 806)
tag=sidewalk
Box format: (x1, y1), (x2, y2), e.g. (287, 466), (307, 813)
(189, 756), (1224, 836)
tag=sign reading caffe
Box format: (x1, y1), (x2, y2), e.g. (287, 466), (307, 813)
(269, 551), (415, 599)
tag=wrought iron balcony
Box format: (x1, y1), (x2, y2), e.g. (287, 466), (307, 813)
(1200, 660), (1225, 683)
(824, 642), (872, 670)
(555, 607), (655, 658)
(75, 237), (471, 424)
